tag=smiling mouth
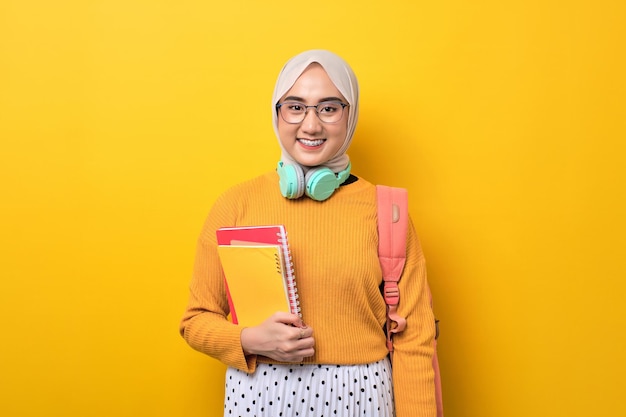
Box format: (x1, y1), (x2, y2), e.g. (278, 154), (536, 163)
(298, 138), (325, 147)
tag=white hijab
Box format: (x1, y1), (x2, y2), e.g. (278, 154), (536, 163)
(272, 50), (359, 174)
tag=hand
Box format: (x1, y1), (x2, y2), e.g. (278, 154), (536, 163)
(240, 312), (315, 362)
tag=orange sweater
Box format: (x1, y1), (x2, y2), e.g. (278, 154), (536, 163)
(180, 171), (437, 417)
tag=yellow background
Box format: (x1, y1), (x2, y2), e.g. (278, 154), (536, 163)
(1, 1), (624, 416)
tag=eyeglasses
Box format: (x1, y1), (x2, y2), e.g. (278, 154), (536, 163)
(276, 100), (349, 124)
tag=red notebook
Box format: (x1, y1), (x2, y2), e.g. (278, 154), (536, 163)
(216, 225), (300, 324)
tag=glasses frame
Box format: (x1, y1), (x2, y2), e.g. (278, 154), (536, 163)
(276, 101), (350, 124)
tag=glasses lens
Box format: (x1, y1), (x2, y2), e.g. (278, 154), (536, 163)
(279, 101), (306, 123)
(317, 101), (345, 123)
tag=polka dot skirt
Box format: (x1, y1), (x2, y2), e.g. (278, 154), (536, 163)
(224, 358), (394, 416)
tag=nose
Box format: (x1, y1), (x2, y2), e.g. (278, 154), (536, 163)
(300, 108), (323, 133)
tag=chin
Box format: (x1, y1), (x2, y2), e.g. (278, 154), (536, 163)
(294, 156), (327, 167)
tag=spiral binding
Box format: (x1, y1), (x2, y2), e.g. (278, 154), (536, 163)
(274, 252), (281, 274)
(278, 231), (301, 318)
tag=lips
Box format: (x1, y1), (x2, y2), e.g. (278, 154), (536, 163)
(298, 138), (325, 147)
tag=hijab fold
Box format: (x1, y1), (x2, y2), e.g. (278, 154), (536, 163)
(272, 50), (359, 174)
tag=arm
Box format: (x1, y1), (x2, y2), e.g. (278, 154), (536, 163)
(179, 221), (255, 371)
(179, 191), (315, 371)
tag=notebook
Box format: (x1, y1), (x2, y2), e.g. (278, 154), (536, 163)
(216, 225), (300, 325)
(216, 245), (290, 327)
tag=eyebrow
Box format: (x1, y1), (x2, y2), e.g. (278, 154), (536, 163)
(282, 96), (346, 103)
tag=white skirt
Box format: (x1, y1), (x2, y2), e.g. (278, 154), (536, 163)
(223, 358), (394, 416)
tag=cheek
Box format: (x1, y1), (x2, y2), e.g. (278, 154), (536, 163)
(329, 123), (348, 143)
(277, 122), (296, 145)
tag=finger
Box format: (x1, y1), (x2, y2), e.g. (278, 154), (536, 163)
(296, 346), (315, 360)
(292, 327), (304, 340)
(301, 326), (313, 339)
(294, 326), (314, 340)
(273, 312), (304, 326)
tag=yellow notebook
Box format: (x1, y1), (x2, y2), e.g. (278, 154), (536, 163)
(217, 244), (291, 327)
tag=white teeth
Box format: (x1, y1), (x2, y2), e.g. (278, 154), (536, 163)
(299, 139), (325, 147)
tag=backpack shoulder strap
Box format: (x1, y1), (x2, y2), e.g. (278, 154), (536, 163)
(377, 185), (445, 416)
(376, 185), (408, 354)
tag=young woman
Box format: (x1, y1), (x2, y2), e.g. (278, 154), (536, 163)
(180, 49), (437, 417)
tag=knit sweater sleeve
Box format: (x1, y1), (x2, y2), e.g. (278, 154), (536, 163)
(391, 216), (438, 417)
(179, 186), (258, 373)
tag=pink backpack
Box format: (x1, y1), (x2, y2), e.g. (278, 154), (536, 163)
(376, 185), (444, 417)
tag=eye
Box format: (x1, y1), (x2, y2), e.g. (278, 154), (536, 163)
(318, 102), (341, 114)
(284, 101), (305, 112)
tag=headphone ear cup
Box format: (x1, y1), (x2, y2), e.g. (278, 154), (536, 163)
(277, 162), (305, 199)
(305, 167), (339, 201)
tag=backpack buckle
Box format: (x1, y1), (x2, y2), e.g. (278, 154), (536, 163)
(383, 281), (400, 305)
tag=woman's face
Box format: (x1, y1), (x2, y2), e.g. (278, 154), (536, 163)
(277, 63), (349, 168)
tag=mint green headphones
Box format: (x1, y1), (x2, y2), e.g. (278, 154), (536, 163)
(277, 161), (352, 201)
